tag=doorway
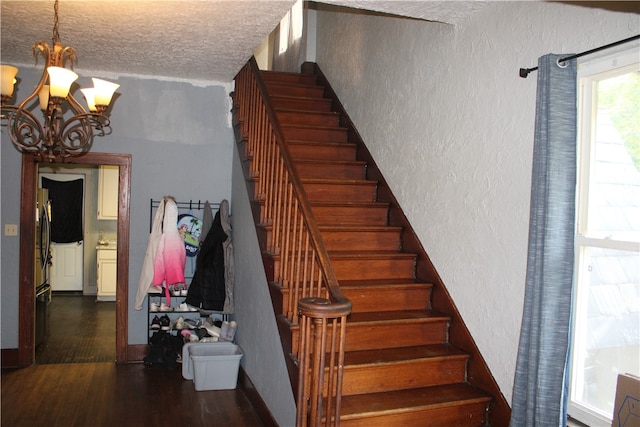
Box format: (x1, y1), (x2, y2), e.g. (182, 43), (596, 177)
(35, 166), (117, 364)
(18, 153), (131, 367)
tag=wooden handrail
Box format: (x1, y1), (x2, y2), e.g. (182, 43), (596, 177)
(233, 57), (352, 427)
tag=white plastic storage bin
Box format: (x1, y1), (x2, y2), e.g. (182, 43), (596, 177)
(181, 342), (243, 391)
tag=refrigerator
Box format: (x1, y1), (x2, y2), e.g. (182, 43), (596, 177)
(35, 188), (52, 348)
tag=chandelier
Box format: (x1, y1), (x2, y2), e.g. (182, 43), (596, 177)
(0, 0), (119, 162)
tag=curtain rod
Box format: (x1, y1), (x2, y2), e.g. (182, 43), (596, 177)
(519, 34), (640, 78)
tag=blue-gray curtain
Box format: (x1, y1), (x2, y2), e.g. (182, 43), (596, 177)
(510, 54), (577, 427)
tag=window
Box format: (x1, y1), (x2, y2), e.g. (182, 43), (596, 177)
(570, 47), (640, 426)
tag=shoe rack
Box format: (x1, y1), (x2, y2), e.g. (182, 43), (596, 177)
(146, 198), (222, 344)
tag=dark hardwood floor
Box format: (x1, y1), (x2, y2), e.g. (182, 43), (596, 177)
(2, 362), (265, 426)
(3, 294), (265, 426)
(36, 294), (116, 364)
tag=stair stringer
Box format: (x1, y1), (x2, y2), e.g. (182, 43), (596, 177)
(300, 61), (512, 426)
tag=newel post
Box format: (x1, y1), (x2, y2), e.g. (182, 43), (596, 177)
(296, 297), (351, 427)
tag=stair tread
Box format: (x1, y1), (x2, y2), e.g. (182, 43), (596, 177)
(338, 278), (431, 288)
(329, 251), (417, 259)
(343, 344), (468, 366)
(287, 139), (356, 147)
(282, 123), (348, 132)
(319, 225), (402, 232)
(347, 309), (449, 324)
(296, 159), (367, 166)
(260, 224), (401, 232)
(301, 178), (377, 185)
(264, 80), (321, 89)
(275, 108), (338, 116)
(339, 383), (492, 418)
(270, 94), (331, 102)
(310, 200), (389, 207)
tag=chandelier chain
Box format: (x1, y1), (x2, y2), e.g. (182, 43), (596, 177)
(52, 0), (60, 43)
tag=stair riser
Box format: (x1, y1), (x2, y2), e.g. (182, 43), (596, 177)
(342, 286), (431, 313)
(276, 111), (340, 127)
(344, 320), (449, 351)
(281, 126), (348, 143)
(320, 230), (401, 252)
(287, 143), (356, 162)
(303, 182), (377, 203)
(270, 96), (333, 112)
(270, 257), (416, 283)
(272, 283), (431, 316)
(286, 317), (449, 356)
(262, 72), (317, 85)
(296, 162), (366, 180)
(264, 83), (325, 98)
(332, 257), (416, 281)
(338, 358), (467, 396)
(337, 402), (489, 427)
(311, 205), (389, 226)
(261, 227), (401, 253)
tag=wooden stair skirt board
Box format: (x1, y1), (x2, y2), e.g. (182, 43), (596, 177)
(235, 65), (510, 426)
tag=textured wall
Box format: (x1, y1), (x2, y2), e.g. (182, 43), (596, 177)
(315, 1), (639, 403)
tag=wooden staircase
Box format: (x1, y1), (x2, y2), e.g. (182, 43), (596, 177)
(233, 61), (510, 427)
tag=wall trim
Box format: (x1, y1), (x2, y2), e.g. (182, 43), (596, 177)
(1, 348), (20, 368)
(238, 366), (279, 427)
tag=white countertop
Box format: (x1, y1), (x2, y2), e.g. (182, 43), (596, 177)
(96, 242), (117, 250)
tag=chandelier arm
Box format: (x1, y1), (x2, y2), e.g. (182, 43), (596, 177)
(3, 106), (46, 152)
(58, 113), (112, 152)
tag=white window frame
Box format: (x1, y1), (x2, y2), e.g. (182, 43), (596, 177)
(569, 45), (640, 426)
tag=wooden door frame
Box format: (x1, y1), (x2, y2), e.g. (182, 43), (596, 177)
(18, 152), (131, 366)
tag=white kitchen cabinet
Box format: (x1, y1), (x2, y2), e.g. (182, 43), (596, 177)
(97, 165), (119, 220)
(97, 248), (117, 301)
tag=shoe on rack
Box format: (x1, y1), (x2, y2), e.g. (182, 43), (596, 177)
(176, 302), (189, 312)
(149, 286), (163, 295)
(150, 315), (161, 330)
(180, 287), (188, 297)
(173, 316), (185, 330)
(149, 302), (160, 312)
(201, 324), (221, 338)
(172, 285), (181, 297)
(160, 303), (172, 312)
(183, 318), (201, 329)
(160, 314), (171, 331)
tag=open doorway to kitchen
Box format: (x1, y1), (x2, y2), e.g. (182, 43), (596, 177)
(34, 164), (118, 364)
(18, 153), (131, 367)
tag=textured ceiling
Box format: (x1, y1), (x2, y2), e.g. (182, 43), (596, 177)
(1, 0), (487, 82)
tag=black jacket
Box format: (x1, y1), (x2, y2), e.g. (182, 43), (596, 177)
(185, 210), (227, 311)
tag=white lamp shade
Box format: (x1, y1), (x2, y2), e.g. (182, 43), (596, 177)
(38, 85), (50, 110)
(1, 65), (19, 97)
(47, 66), (78, 98)
(80, 88), (97, 111)
(92, 78), (119, 106)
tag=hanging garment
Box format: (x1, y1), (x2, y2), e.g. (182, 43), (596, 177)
(153, 197), (186, 306)
(42, 178), (84, 243)
(199, 200), (214, 244)
(135, 198), (166, 310)
(185, 199), (234, 313)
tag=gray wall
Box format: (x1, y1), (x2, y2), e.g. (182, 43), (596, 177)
(1, 66), (234, 348)
(314, 1), (639, 403)
(231, 142), (297, 426)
